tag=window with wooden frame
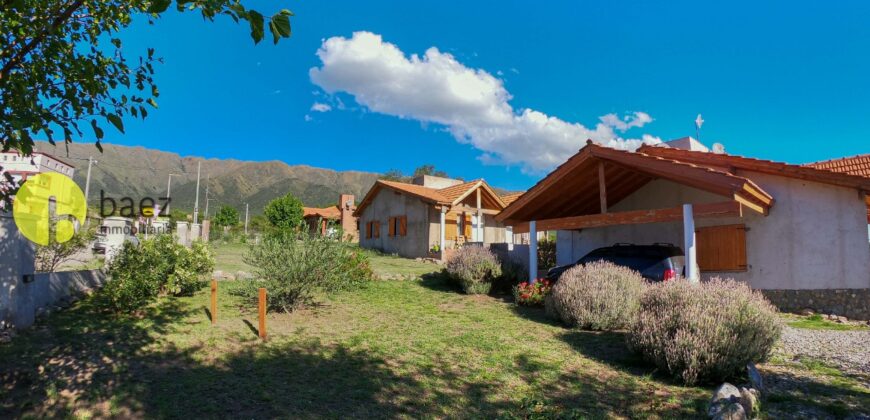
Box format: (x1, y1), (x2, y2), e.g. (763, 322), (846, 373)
(387, 216), (407, 237)
(373, 221), (380, 238)
(365, 221), (373, 239)
(696, 224), (748, 272)
(388, 217), (396, 237)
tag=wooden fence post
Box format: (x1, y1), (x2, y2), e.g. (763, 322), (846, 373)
(210, 280), (218, 325)
(258, 288), (267, 340)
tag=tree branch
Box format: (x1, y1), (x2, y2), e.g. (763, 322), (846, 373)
(0, 0), (86, 82)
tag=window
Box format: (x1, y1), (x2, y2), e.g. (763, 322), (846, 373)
(696, 224), (748, 272)
(387, 216), (407, 237)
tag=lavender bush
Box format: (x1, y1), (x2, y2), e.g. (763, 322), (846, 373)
(446, 246), (502, 294)
(545, 261), (646, 331)
(628, 278), (782, 385)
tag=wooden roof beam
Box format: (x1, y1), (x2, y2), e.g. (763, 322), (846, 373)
(508, 201), (743, 234)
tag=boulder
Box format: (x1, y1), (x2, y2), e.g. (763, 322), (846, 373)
(712, 403), (746, 420)
(739, 387), (760, 418)
(709, 383), (743, 418)
(798, 308), (814, 316)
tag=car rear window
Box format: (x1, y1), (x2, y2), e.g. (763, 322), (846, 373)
(580, 255), (662, 273)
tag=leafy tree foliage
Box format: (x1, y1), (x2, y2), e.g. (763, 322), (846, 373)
(0, 0), (293, 203)
(379, 169), (406, 182)
(413, 164), (450, 178)
(212, 205), (239, 227)
(264, 192), (303, 230)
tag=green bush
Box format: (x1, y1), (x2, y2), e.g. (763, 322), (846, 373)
(628, 278), (782, 385)
(101, 235), (214, 312)
(537, 239), (556, 270)
(491, 259), (528, 294)
(445, 246), (502, 294)
(545, 261), (645, 331)
(242, 232), (373, 312)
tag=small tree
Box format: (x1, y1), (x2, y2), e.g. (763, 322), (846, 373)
(264, 193), (303, 230)
(413, 164), (450, 178)
(35, 226), (96, 272)
(213, 206), (240, 228)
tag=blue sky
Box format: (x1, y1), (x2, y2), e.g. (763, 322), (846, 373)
(108, 0), (870, 191)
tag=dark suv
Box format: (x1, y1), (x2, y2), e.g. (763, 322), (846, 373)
(546, 243), (691, 283)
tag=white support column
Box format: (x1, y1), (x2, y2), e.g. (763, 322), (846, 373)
(439, 207), (447, 261)
(529, 220), (538, 283)
(506, 226), (514, 251)
(683, 204), (698, 283)
(476, 189), (483, 243)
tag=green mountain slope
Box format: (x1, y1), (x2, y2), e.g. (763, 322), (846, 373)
(34, 141), (380, 215)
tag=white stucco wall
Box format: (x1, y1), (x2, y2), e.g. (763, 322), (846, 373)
(556, 174), (870, 290)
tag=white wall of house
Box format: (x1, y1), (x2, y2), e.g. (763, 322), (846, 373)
(556, 174), (870, 290)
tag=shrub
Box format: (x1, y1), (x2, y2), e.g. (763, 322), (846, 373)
(491, 259), (528, 294)
(545, 261), (645, 331)
(537, 239), (556, 269)
(242, 232), (373, 312)
(513, 279), (552, 306)
(101, 235), (214, 312)
(627, 278), (782, 385)
(445, 246), (502, 294)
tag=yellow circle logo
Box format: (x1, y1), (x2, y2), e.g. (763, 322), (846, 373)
(12, 172), (87, 245)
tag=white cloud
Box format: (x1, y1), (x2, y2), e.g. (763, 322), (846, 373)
(599, 111), (653, 132)
(309, 31), (660, 173)
(310, 102), (332, 112)
(304, 115), (313, 122)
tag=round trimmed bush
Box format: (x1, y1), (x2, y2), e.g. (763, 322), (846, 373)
(627, 278), (782, 385)
(545, 261), (645, 331)
(446, 246), (502, 294)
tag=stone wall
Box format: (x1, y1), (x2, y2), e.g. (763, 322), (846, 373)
(761, 289), (870, 320)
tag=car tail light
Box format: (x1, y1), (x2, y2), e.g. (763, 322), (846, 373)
(663, 268), (677, 281)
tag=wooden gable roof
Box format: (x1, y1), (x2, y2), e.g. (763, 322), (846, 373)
(354, 179), (507, 216)
(496, 141), (774, 224)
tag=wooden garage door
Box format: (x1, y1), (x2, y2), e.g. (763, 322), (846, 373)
(696, 224), (747, 272)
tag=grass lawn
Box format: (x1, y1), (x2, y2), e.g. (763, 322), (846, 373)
(1, 251), (867, 418)
(783, 313), (870, 331)
(209, 241), (255, 273)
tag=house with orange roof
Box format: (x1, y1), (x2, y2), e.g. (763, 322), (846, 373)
(805, 154), (870, 223)
(496, 138), (870, 320)
(303, 194), (358, 240)
(354, 175), (516, 259)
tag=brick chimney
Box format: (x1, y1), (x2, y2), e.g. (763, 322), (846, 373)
(339, 194), (358, 240)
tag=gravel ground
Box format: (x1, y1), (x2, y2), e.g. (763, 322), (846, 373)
(777, 326), (870, 378)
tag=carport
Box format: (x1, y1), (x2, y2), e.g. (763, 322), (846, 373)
(495, 140), (774, 282)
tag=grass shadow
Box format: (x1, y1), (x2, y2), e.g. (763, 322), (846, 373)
(558, 330), (665, 378)
(762, 364), (870, 418)
(418, 270), (459, 293)
(242, 319), (259, 338)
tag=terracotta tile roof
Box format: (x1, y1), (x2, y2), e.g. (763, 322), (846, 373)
(303, 206), (341, 219)
(500, 192), (524, 206)
(637, 145), (870, 191)
(437, 180), (483, 202)
(805, 154), (870, 178)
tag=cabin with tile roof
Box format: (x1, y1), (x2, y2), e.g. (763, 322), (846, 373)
(354, 175), (516, 259)
(497, 138), (870, 319)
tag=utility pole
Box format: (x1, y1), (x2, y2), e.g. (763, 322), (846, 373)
(203, 173), (210, 219)
(165, 173), (181, 214)
(83, 156), (96, 225)
(193, 162), (201, 224)
(244, 202), (249, 236)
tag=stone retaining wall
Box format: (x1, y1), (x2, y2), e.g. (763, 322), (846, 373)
(760, 289), (870, 321)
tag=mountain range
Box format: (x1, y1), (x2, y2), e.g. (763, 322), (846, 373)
(34, 141), (381, 215)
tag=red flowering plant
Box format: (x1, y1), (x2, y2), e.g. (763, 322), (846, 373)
(513, 279), (552, 306)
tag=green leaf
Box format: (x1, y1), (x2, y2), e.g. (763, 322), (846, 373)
(91, 120), (104, 139)
(248, 11), (264, 44)
(148, 0), (171, 14)
(106, 114), (124, 134)
(269, 13), (291, 44)
(146, 98), (158, 108)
